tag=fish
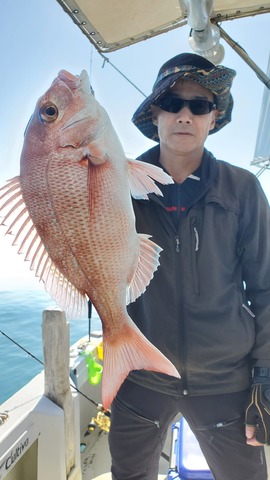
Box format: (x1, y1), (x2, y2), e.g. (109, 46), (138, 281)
(0, 70), (180, 409)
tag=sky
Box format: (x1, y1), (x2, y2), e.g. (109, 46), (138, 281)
(0, 0), (269, 290)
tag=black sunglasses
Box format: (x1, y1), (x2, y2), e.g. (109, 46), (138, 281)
(155, 94), (216, 116)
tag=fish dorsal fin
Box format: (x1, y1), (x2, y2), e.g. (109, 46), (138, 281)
(126, 233), (162, 304)
(127, 158), (173, 199)
(0, 177), (87, 318)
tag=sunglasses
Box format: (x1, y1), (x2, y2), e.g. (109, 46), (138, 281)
(155, 94), (216, 116)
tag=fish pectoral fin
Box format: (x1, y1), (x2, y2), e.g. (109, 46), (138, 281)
(86, 141), (109, 166)
(127, 158), (173, 199)
(127, 234), (162, 304)
(0, 176), (88, 319)
(101, 322), (180, 410)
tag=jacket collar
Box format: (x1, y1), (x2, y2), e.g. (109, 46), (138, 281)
(137, 145), (218, 209)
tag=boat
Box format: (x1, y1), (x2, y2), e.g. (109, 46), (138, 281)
(0, 1), (270, 479)
(0, 306), (172, 480)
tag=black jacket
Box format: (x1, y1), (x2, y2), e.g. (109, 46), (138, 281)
(127, 145), (270, 397)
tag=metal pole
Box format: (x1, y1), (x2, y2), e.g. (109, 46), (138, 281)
(218, 25), (270, 89)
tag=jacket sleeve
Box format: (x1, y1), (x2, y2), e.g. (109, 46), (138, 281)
(237, 174), (270, 366)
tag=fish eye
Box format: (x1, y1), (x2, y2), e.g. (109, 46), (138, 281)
(39, 103), (58, 123)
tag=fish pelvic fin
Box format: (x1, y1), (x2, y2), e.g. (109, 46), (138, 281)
(102, 321), (180, 410)
(127, 158), (173, 200)
(0, 177), (88, 319)
(127, 233), (162, 304)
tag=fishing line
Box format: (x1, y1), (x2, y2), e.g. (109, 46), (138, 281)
(88, 299), (92, 342)
(0, 329), (100, 409)
(99, 52), (147, 98)
(89, 44), (93, 85)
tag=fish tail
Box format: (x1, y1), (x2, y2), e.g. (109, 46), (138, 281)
(101, 321), (180, 410)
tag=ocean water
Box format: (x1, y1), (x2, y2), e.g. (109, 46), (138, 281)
(0, 289), (101, 405)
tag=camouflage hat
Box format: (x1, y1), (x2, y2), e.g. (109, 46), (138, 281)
(132, 52), (236, 141)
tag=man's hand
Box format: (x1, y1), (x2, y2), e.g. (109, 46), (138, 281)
(245, 384), (270, 446)
(245, 424), (264, 446)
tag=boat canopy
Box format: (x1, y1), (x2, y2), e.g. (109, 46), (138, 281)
(56, 0), (270, 52)
(55, 0), (270, 175)
(57, 0), (270, 52)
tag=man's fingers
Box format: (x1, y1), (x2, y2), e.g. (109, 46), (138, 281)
(246, 424), (256, 440)
(245, 425), (264, 446)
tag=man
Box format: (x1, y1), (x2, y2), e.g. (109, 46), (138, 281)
(108, 53), (270, 479)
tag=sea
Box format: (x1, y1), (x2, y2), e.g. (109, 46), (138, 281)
(0, 289), (101, 405)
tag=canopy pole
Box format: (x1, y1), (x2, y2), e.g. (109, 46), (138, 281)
(217, 24), (270, 89)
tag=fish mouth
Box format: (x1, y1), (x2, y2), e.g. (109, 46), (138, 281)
(58, 70), (95, 136)
(58, 69), (92, 95)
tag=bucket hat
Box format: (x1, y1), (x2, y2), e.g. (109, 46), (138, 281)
(132, 53), (236, 140)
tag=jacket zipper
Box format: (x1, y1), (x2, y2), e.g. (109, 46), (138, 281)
(161, 209), (189, 394)
(175, 232), (189, 394)
(175, 235), (180, 252)
(242, 303), (255, 317)
(194, 226), (199, 251)
(175, 221), (200, 393)
(191, 220), (200, 295)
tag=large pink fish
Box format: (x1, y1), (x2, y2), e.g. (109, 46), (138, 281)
(0, 70), (179, 409)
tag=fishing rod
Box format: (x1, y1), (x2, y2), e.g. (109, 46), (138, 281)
(0, 329), (100, 409)
(0, 330), (43, 365)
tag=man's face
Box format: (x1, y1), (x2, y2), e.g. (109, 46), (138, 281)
(151, 79), (218, 157)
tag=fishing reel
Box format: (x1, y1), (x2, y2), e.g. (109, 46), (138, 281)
(0, 412), (8, 425)
(84, 404), (111, 434)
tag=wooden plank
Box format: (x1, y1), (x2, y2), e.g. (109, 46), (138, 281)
(42, 306), (81, 479)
